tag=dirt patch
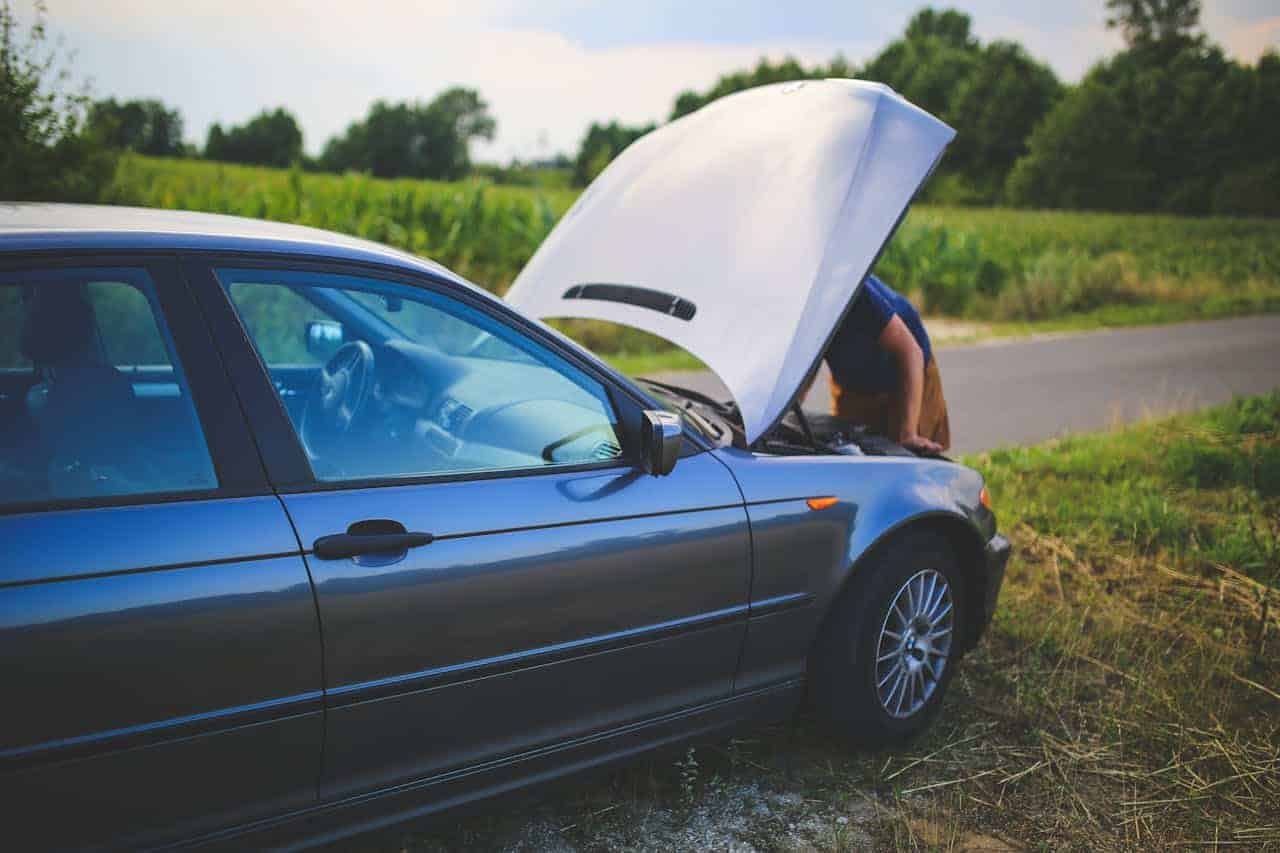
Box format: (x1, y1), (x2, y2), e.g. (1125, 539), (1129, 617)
(907, 817), (1021, 851)
(377, 770), (882, 852)
(924, 316), (994, 344)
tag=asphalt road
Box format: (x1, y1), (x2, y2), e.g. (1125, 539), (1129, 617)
(657, 314), (1280, 454)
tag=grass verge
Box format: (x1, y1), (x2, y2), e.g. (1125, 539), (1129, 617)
(365, 393), (1279, 851)
(935, 293), (1280, 346)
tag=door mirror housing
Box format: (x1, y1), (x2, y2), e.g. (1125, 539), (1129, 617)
(305, 321), (344, 359)
(640, 410), (682, 476)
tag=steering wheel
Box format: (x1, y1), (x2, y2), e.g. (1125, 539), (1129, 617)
(301, 340), (375, 459)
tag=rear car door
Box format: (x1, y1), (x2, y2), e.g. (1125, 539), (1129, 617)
(0, 257), (323, 849)
(186, 258), (751, 799)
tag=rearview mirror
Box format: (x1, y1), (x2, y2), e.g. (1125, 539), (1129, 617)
(305, 321), (344, 359)
(640, 410), (682, 476)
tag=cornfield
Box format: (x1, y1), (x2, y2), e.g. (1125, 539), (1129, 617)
(107, 156), (1280, 354)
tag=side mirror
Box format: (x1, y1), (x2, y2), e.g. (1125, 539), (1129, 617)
(305, 321), (344, 359)
(641, 410), (682, 476)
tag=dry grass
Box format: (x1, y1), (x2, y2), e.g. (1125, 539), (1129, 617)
(871, 523), (1280, 850)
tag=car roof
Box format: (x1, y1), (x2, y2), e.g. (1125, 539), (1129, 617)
(0, 202), (464, 283)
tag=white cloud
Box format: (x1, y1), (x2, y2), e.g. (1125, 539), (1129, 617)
(39, 0), (1279, 164)
(45, 0), (858, 160)
(1203, 6), (1280, 64)
(974, 10), (1122, 81)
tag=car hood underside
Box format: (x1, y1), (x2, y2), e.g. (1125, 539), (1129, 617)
(504, 79), (954, 443)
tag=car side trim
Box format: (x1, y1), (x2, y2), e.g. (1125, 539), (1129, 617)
(749, 591), (816, 617)
(0, 549), (301, 590)
(0, 690), (324, 771)
(327, 603), (750, 708)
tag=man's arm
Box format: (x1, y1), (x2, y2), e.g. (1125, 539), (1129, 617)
(798, 367), (818, 406)
(878, 314), (942, 454)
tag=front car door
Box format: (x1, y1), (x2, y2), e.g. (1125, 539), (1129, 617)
(0, 257), (323, 849)
(186, 258), (751, 799)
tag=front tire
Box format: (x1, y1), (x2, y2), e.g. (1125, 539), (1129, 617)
(810, 531), (965, 747)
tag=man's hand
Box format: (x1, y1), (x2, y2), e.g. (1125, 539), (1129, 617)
(900, 432), (943, 455)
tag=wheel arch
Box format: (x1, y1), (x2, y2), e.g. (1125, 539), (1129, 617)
(816, 510), (990, 659)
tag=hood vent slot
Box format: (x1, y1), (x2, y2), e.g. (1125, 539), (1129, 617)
(563, 283), (696, 321)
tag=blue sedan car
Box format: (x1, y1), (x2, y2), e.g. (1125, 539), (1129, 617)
(0, 84), (1007, 851)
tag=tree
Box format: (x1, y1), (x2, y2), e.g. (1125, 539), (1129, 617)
(88, 98), (184, 157)
(670, 57), (835, 121)
(1005, 79), (1152, 211)
(861, 9), (1061, 202)
(652, 10), (1061, 203)
(903, 7), (977, 47)
(571, 121), (654, 186)
(0, 0), (114, 200)
(319, 88), (495, 180)
(1105, 0), (1202, 49)
(1007, 39), (1276, 215)
(861, 9), (980, 118)
(942, 42), (1062, 198)
(204, 108), (303, 168)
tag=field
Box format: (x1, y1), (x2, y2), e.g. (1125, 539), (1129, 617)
(356, 394), (1280, 851)
(108, 156), (1280, 369)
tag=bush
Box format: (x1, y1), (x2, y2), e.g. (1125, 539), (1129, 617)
(0, 0), (115, 201)
(1207, 394), (1279, 436)
(1252, 446), (1280, 498)
(1163, 439), (1242, 488)
(1212, 164), (1280, 219)
(992, 251), (1143, 320)
(875, 224), (1007, 315)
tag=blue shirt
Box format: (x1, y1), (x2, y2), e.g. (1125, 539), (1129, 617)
(825, 275), (933, 394)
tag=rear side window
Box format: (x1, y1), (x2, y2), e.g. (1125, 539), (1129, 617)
(87, 281), (170, 366)
(0, 268), (218, 508)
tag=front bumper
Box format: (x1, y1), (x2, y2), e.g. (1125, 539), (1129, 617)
(972, 533), (1010, 645)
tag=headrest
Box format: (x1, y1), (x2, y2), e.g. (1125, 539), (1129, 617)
(21, 285), (97, 367)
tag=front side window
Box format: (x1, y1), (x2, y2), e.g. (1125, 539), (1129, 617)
(220, 268), (624, 483)
(0, 268), (218, 506)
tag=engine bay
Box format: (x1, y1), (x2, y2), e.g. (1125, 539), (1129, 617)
(637, 379), (921, 459)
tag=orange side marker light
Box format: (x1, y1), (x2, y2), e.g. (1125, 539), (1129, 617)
(806, 496), (839, 511)
(979, 486), (993, 511)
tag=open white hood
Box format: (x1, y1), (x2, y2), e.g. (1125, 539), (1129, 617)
(505, 79), (954, 444)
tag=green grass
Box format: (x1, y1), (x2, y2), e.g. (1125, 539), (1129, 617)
(360, 395), (1280, 851)
(105, 156), (1280, 362)
(602, 348), (705, 376)
(977, 392), (1280, 580)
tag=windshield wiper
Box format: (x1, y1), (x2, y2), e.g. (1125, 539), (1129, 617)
(679, 400), (724, 440)
(638, 378), (734, 414)
(637, 379), (726, 440)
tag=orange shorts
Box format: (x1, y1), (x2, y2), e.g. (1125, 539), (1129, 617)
(829, 357), (952, 451)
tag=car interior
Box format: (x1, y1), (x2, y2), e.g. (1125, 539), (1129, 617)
(0, 276), (217, 506)
(221, 273), (626, 483)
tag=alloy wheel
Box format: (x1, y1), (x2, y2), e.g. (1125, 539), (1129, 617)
(874, 569), (954, 719)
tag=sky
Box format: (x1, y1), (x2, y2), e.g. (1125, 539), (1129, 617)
(36, 0), (1280, 163)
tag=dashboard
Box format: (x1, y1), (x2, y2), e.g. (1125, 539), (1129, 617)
(331, 338), (625, 480)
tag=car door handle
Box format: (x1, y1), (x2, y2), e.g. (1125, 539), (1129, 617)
(312, 519), (434, 560)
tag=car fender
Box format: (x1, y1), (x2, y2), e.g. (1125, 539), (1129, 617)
(709, 448), (992, 689)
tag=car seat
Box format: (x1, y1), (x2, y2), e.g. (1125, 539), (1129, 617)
(21, 285), (151, 499)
